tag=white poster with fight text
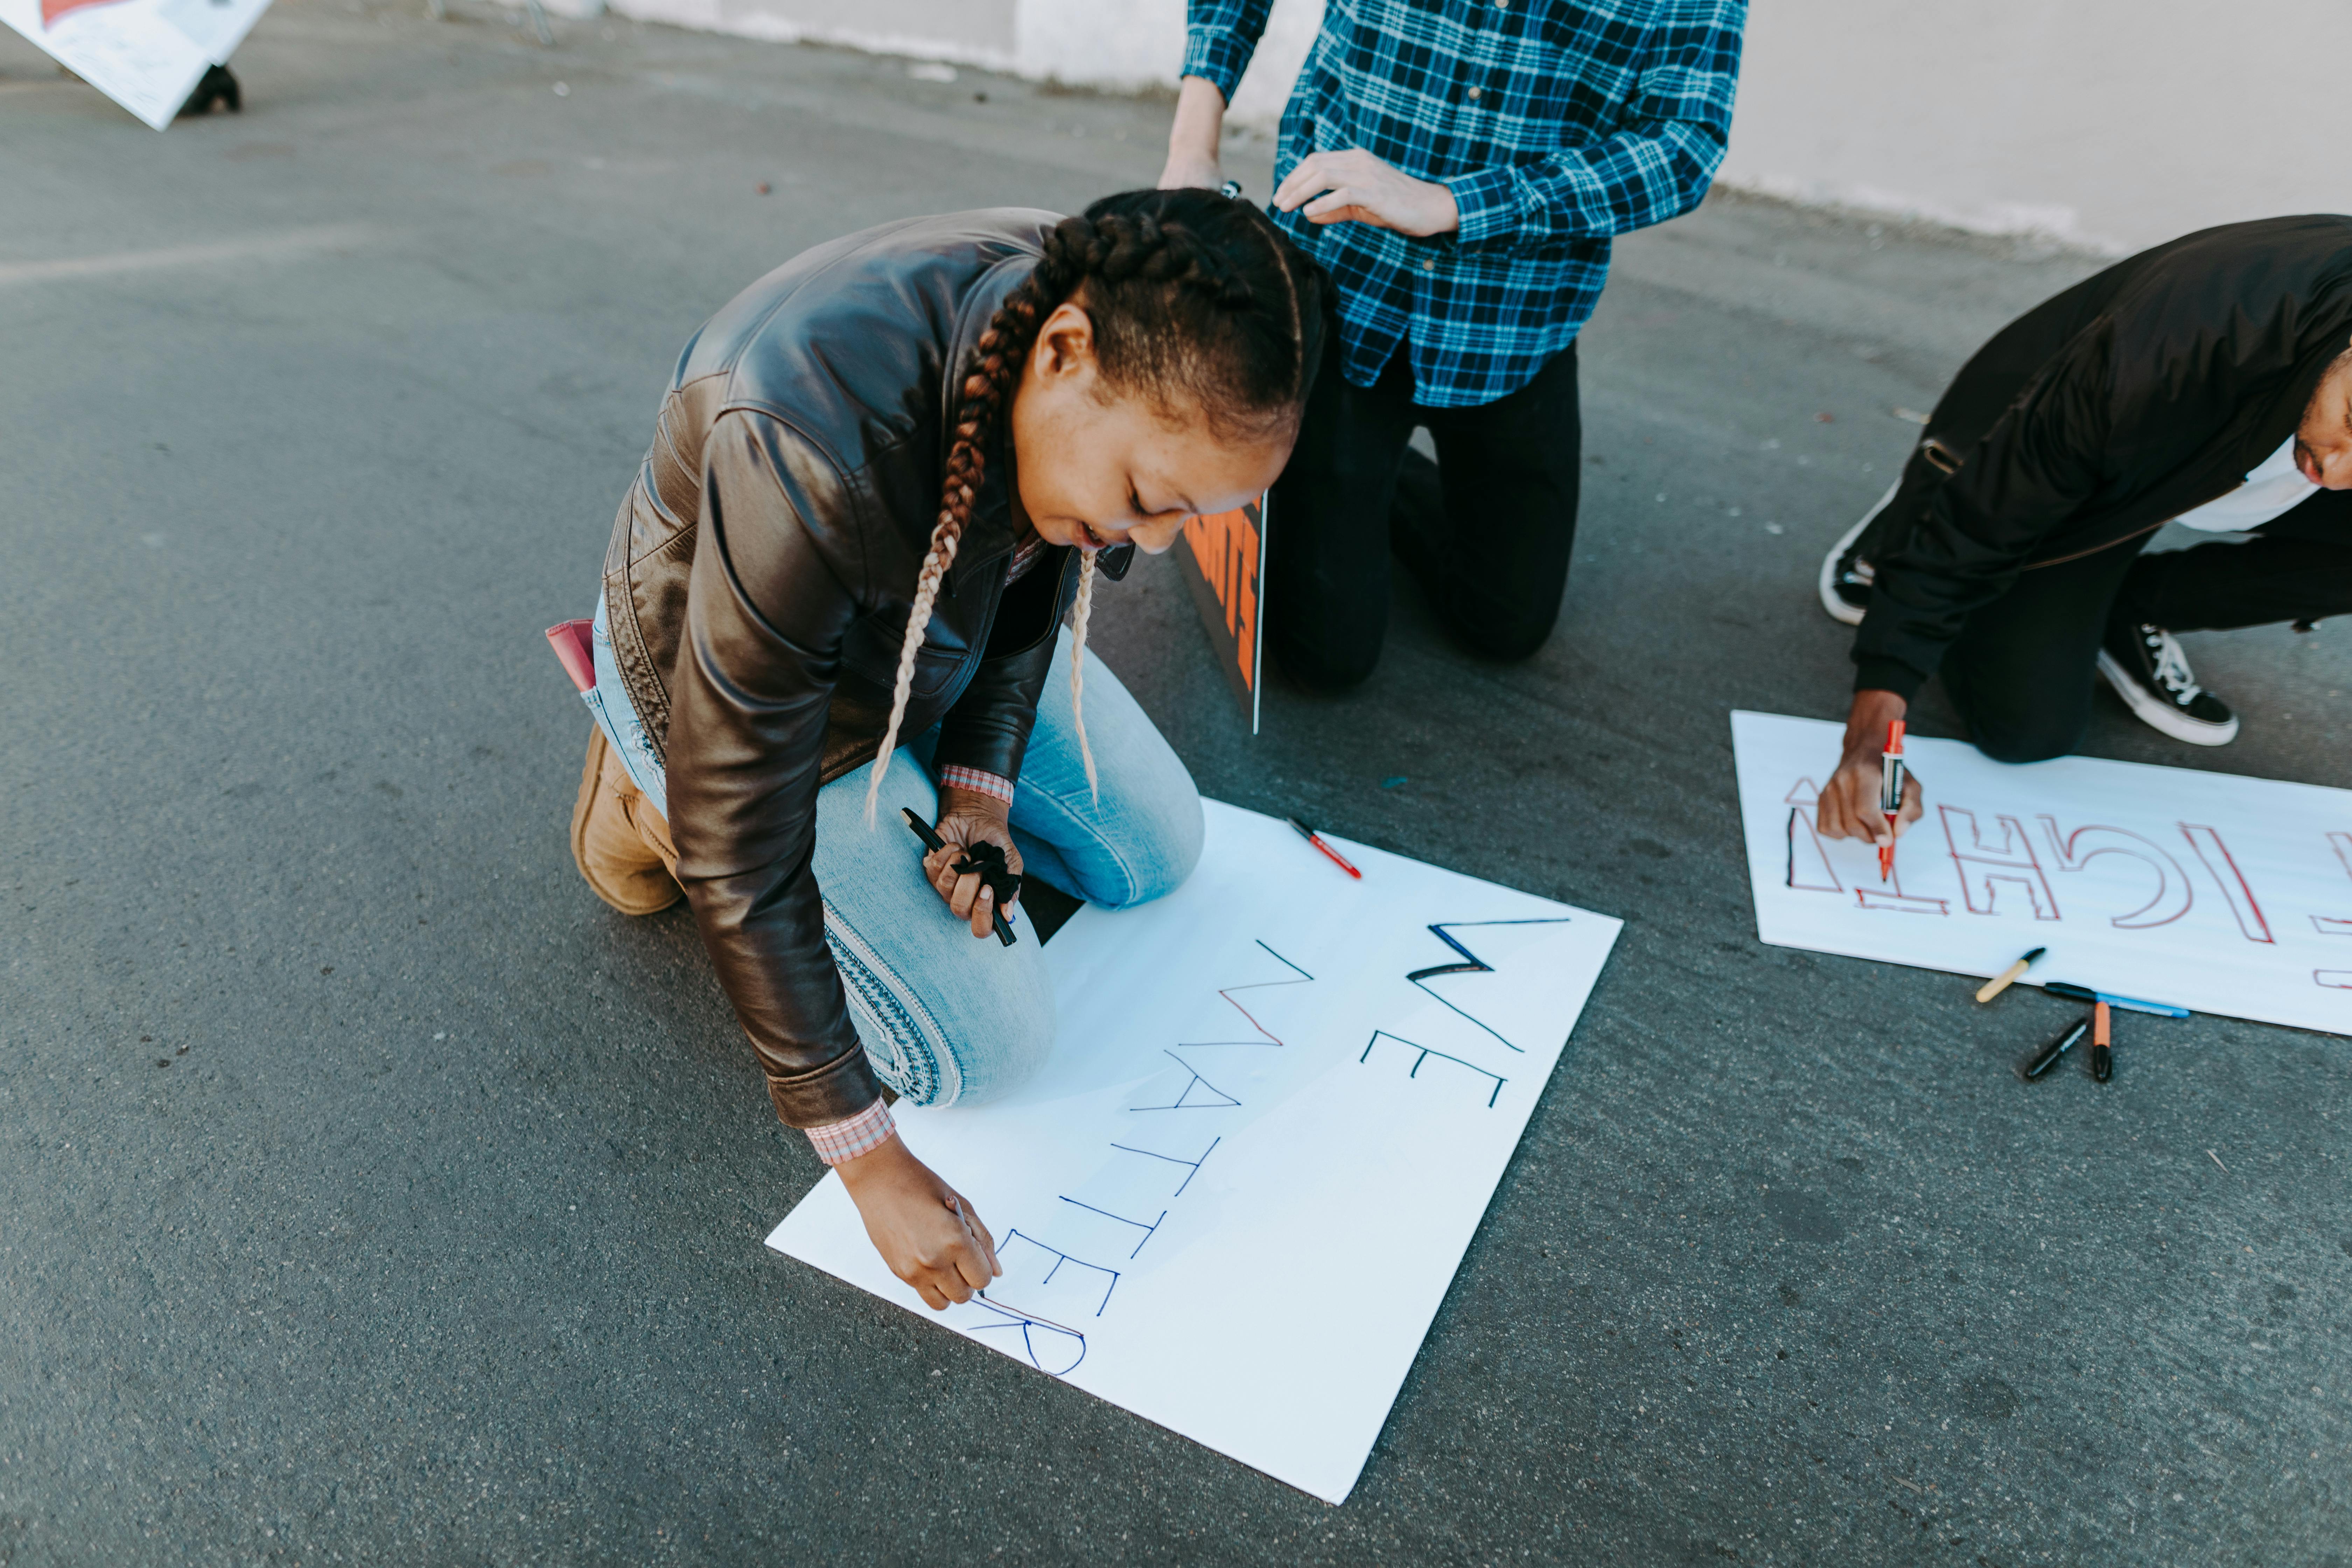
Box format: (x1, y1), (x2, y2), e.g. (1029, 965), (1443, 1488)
(1732, 709), (2352, 1034)
(767, 801), (1622, 1504)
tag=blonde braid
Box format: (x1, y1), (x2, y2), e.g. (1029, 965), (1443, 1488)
(1066, 548), (1100, 804)
(860, 513), (963, 825)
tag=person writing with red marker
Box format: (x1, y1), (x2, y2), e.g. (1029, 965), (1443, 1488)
(1817, 216), (2352, 849)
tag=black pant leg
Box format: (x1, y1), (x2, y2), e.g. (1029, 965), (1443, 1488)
(1417, 343), (1584, 660)
(2115, 526), (2352, 632)
(1266, 346), (1419, 691)
(1939, 540), (2145, 763)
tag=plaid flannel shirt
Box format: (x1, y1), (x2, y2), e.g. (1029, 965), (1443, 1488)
(1185, 0), (1745, 408)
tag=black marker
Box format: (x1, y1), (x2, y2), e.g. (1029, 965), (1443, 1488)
(902, 807), (1018, 946)
(2021, 1015), (2092, 1081)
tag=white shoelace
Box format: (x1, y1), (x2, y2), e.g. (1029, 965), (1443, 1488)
(2143, 626), (2205, 703)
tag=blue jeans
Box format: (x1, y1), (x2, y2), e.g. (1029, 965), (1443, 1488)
(594, 622), (1204, 1109)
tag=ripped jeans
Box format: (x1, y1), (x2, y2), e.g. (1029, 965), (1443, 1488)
(580, 614), (1204, 1109)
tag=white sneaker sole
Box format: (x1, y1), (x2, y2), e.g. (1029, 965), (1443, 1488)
(1817, 478), (1902, 627)
(2095, 650), (2240, 746)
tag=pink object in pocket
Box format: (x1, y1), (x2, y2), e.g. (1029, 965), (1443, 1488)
(545, 618), (596, 694)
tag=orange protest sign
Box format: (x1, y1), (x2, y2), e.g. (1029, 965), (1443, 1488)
(1175, 496), (1268, 733)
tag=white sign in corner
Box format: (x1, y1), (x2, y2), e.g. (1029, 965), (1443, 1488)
(0, 0), (273, 131)
(1730, 709), (2352, 1035)
(767, 800), (1622, 1504)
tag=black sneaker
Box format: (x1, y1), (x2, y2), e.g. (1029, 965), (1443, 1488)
(1817, 479), (1900, 626)
(2096, 621), (2239, 745)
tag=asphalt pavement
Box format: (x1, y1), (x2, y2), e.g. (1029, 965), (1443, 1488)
(3, 5), (2347, 1563)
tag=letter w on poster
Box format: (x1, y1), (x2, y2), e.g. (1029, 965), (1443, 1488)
(768, 802), (1622, 1503)
(1732, 709), (2352, 1033)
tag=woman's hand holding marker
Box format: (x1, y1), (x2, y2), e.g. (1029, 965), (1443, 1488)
(1819, 689), (1924, 846)
(923, 785), (1025, 941)
(836, 1135), (1001, 1310)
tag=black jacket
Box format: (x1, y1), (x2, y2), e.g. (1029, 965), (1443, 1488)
(1856, 215), (2352, 698)
(598, 211), (1130, 1126)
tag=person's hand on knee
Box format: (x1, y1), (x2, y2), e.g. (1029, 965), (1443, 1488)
(836, 1135), (1001, 1309)
(1819, 690), (1925, 843)
(924, 786), (1024, 939)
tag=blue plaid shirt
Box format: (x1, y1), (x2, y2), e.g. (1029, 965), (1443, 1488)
(1185, 0), (1745, 408)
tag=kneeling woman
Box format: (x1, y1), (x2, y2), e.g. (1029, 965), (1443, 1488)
(568, 191), (1324, 1309)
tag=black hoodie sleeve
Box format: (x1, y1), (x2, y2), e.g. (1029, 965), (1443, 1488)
(1853, 322), (2116, 698)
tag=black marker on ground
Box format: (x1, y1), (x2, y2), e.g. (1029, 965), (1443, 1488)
(2022, 1015), (2092, 1080)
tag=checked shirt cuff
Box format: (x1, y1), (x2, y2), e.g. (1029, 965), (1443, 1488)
(1445, 166), (1524, 250)
(1181, 29), (1254, 104)
(806, 1097), (896, 1165)
(937, 764), (1015, 805)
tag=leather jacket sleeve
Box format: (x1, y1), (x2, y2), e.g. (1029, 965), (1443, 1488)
(664, 410), (882, 1127)
(1853, 323), (2115, 699)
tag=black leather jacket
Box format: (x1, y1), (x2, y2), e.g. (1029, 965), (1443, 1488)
(1857, 214), (2352, 698)
(598, 210), (1130, 1126)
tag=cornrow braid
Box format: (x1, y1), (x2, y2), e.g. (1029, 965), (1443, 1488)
(1256, 209), (1310, 405)
(862, 188), (1328, 828)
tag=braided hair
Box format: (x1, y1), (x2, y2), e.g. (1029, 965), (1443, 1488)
(862, 188), (1326, 825)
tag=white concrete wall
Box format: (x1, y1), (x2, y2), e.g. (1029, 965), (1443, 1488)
(1716, 0), (2352, 254)
(1009, 0), (1321, 125)
(594, 0), (1018, 64)
(553, 0), (2350, 255)
(587, 0), (1321, 119)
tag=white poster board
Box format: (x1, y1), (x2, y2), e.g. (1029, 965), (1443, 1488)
(767, 802), (1622, 1504)
(0, 0), (272, 130)
(1732, 709), (2352, 1034)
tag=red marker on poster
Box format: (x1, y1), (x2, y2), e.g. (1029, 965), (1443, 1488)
(1878, 720), (1907, 882)
(1285, 817), (1362, 880)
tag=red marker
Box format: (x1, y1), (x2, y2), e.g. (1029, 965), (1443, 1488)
(1284, 817), (1362, 880)
(1878, 720), (1907, 881)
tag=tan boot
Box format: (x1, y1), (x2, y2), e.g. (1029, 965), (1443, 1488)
(569, 726), (684, 915)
